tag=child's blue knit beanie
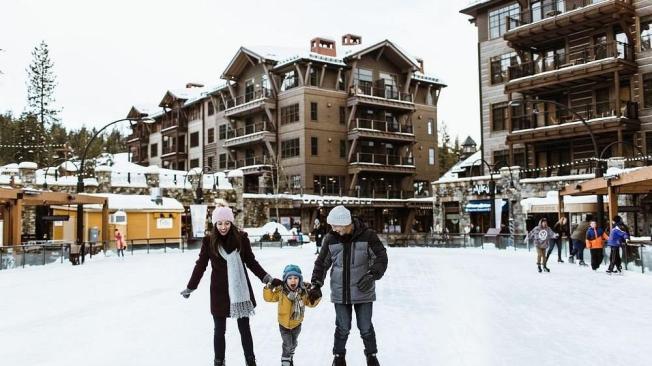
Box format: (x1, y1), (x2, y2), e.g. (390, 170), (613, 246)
(283, 264), (303, 283)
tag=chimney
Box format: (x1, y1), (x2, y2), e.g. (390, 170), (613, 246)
(185, 82), (205, 88)
(310, 37), (337, 57)
(416, 58), (424, 73)
(342, 34), (362, 46)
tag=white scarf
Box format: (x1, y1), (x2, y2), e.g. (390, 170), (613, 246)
(218, 245), (255, 318)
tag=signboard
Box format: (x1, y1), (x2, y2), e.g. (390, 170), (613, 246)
(156, 218), (173, 229)
(42, 215), (70, 222)
(471, 184), (491, 195)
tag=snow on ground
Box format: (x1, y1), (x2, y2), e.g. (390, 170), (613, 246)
(1, 247), (652, 366)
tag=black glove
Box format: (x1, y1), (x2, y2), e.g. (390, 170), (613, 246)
(308, 284), (322, 303)
(357, 272), (375, 292)
(270, 278), (283, 288)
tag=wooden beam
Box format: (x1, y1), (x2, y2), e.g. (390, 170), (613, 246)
(607, 181), (618, 226)
(102, 200), (109, 248)
(262, 63), (279, 95)
(614, 70), (621, 117)
(304, 62), (312, 86)
(264, 105), (276, 131)
(347, 138), (358, 163)
(11, 198), (22, 246)
(219, 91), (228, 109)
(557, 190), (565, 221)
(294, 64), (305, 86)
(412, 82), (420, 102)
(347, 105), (357, 130)
(1, 205), (10, 246)
(376, 47), (384, 61)
(403, 70), (413, 94)
(264, 140), (276, 160)
(346, 60), (357, 92)
(335, 68), (343, 90)
(319, 64), (327, 88)
(227, 83), (237, 103)
(349, 172), (359, 193)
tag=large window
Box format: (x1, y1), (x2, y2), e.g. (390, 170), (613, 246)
(490, 52), (518, 84)
(427, 119), (434, 135)
(218, 124), (227, 140)
(190, 158), (199, 169)
(207, 101), (214, 116)
(644, 73), (652, 108)
(207, 156), (214, 170)
(642, 20), (652, 51)
(353, 68), (373, 93)
(190, 132), (199, 148)
(310, 102), (318, 121)
(219, 153), (227, 169)
(491, 104), (508, 131)
(281, 104), (300, 125)
(311, 137), (319, 156)
(207, 128), (215, 144)
(429, 148), (435, 165)
(281, 138), (300, 159)
(150, 143), (158, 158)
(281, 71), (298, 91)
(313, 175), (344, 195)
(489, 3), (520, 39)
(290, 175), (302, 189)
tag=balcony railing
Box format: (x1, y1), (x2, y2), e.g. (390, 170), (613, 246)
(642, 34), (652, 52)
(227, 88), (273, 109)
(350, 82), (412, 102)
(162, 145), (187, 156)
(506, 0), (611, 30)
(352, 153), (414, 166)
(234, 155), (272, 168)
(353, 118), (413, 134)
(511, 100), (638, 131)
(226, 122), (272, 139)
(508, 41), (633, 81)
(161, 116), (187, 131)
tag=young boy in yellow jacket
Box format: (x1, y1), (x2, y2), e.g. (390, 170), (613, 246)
(264, 264), (320, 366)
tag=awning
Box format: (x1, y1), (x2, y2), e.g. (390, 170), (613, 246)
(521, 191), (606, 214)
(465, 199), (507, 213)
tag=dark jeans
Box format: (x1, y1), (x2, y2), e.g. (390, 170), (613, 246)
(590, 248), (604, 270)
(117, 248), (125, 257)
(608, 246), (622, 271)
(546, 238), (563, 261)
(334, 302), (377, 356)
(280, 324), (301, 361)
(572, 240), (584, 261)
(213, 316), (254, 361)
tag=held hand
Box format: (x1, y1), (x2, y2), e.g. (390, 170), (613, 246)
(270, 278), (283, 288)
(307, 284), (322, 303)
(180, 288), (194, 299)
(357, 272), (375, 292)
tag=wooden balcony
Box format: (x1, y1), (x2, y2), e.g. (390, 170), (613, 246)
(223, 122), (276, 148)
(347, 82), (415, 111)
(231, 155), (274, 175)
(504, 0), (635, 48)
(348, 118), (415, 144)
(505, 41), (636, 94)
(224, 88), (274, 118)
(161, 145), (187, 160)
(348, 153), (416, 175)
(161, 115), (187, 135)
(506, 100), (639, 144)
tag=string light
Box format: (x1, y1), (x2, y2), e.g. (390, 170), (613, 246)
(0, 143), (66, 148)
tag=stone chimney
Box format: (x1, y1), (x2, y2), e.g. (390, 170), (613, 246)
(18, 162), (38, 186)
(342, 34), (362, 46)
(185, 82), (204, 89)
(310, 37), (337, 57)
(416, 57), (425, 73)
(94, 165), (113, 193)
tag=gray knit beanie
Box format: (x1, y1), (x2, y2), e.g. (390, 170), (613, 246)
(327, 205), (352, 226)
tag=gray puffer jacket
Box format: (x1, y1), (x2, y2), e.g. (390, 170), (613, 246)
(311, 219), (388, 304)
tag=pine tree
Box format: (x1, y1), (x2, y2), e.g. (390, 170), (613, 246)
(26, 41), (59, 126)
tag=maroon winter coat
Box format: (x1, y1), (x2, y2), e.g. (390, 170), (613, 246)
(186, 230), (269, 317)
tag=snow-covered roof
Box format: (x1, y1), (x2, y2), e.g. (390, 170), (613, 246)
(157, 168), (232, 190)
(18, 162), (38, 169)
(79, 193), (184, 212)
(437, 150), (482, 181)
(413, 72), (446, 86)
(58, 161), (78, 172)
(520, 190), (603, 213)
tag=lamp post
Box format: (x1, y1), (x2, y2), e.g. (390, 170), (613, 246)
(75, 115), (155, 260)
(508, 98), (604, 227)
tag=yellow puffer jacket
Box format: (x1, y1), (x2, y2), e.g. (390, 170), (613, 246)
(263, 284), (320, 329)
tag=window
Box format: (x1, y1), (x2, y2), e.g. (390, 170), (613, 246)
(190, 158), (199, 169)
(644, 73), (652, 108)
(309, 68), (319, 86)
(281, 71), (298, 91)
(150, 143), (158, 157)
(642, 20), (652, 51)
(493, 150), (509, 166)
(219, 153), (227, 169)
(429, 148), (435, 165)
(313, 175), (344, 195)
(340, 140), (346, 158)
(207, 156), (214, 170)
(207, 101), (214, 116)
(218, 124), (227, 140)
(353, 68), (373, 93)
(311, 137), (318, 156)
(310, 102), (318, 121)
(281, 138), (300, 158)
(488, 3), (520, 39)
(491, 104), (508, 131)
(245, 79), (255, 102)
(281, 104), (300, 125)
(290, 175), (302, 189)
(490, 52), (518, 84)
(339, 106), (346, 125)
(190, 132), (199, 148)
(207, 128), (215, 144)
(427, 119), (434, 135)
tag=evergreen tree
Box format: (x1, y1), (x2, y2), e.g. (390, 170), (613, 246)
(26, 41), (59, 126)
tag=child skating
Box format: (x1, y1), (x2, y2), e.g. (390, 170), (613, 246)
(264, 264), (321, 366)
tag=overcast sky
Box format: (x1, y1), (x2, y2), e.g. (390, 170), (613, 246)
(0, 0), (480, 143)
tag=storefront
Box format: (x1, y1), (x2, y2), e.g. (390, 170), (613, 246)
(465, 199), (508, 233)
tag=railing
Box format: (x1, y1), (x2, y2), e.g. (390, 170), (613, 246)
(162, 144), (187, 156)
(161, 115), (187, 130)
(228, 87), (273, 108)
(352, 152), (415, 166)
(234, 155), (273, 168)
(508, 41), (633, 81)
(226, 122), (272, 139)
(511, 100), (639, 131)
(642, 33), (652, 51)
(506, 0), (611, 30)
(353, 118), (413, 134)
(350, 82), (412, 102)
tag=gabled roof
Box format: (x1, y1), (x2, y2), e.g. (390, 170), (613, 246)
(159, 87), (205, 108)
(221, 47), (279, 80)
(462, 136), (477, 146)
(127, 105), (160, 119)
(342, 39), (421, 71)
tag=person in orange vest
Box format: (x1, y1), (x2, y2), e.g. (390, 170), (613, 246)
(585, 220), (608, 271)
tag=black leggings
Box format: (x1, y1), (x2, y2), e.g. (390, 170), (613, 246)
(546, 238), (563, 260)
(213, 316), (255, 361)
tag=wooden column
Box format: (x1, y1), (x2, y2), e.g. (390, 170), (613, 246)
(304, 62), (312, 86)
(294, 64), (305, 86)
(614, 71), (621, 117)
(607, 181), (618, 225)
(335, 68), (343, 90)
(509, 143), (514, 166)
(101, 200), (109, 249)
(11, 198), (23, 246)
(617, 128), (624, 157)
(557, 191), (565, 223)
(507, 93), (513, 132)
(1, 205), (10, 246)
(319, 64), (327, 88)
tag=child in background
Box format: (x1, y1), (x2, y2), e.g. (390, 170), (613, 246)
(264, 264), (320, 366)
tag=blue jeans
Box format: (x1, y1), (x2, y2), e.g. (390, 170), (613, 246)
(572, 239), (585, 261)
(333, 302), (377, 356)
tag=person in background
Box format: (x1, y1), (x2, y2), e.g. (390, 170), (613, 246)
(114, 227), (126, 258)
(548, 216), (568, 263)
(585, 220), (608, 271)
(528, 218), (558, 273)
(570, 215), (592, 266)
(606, 215), (630, 274)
